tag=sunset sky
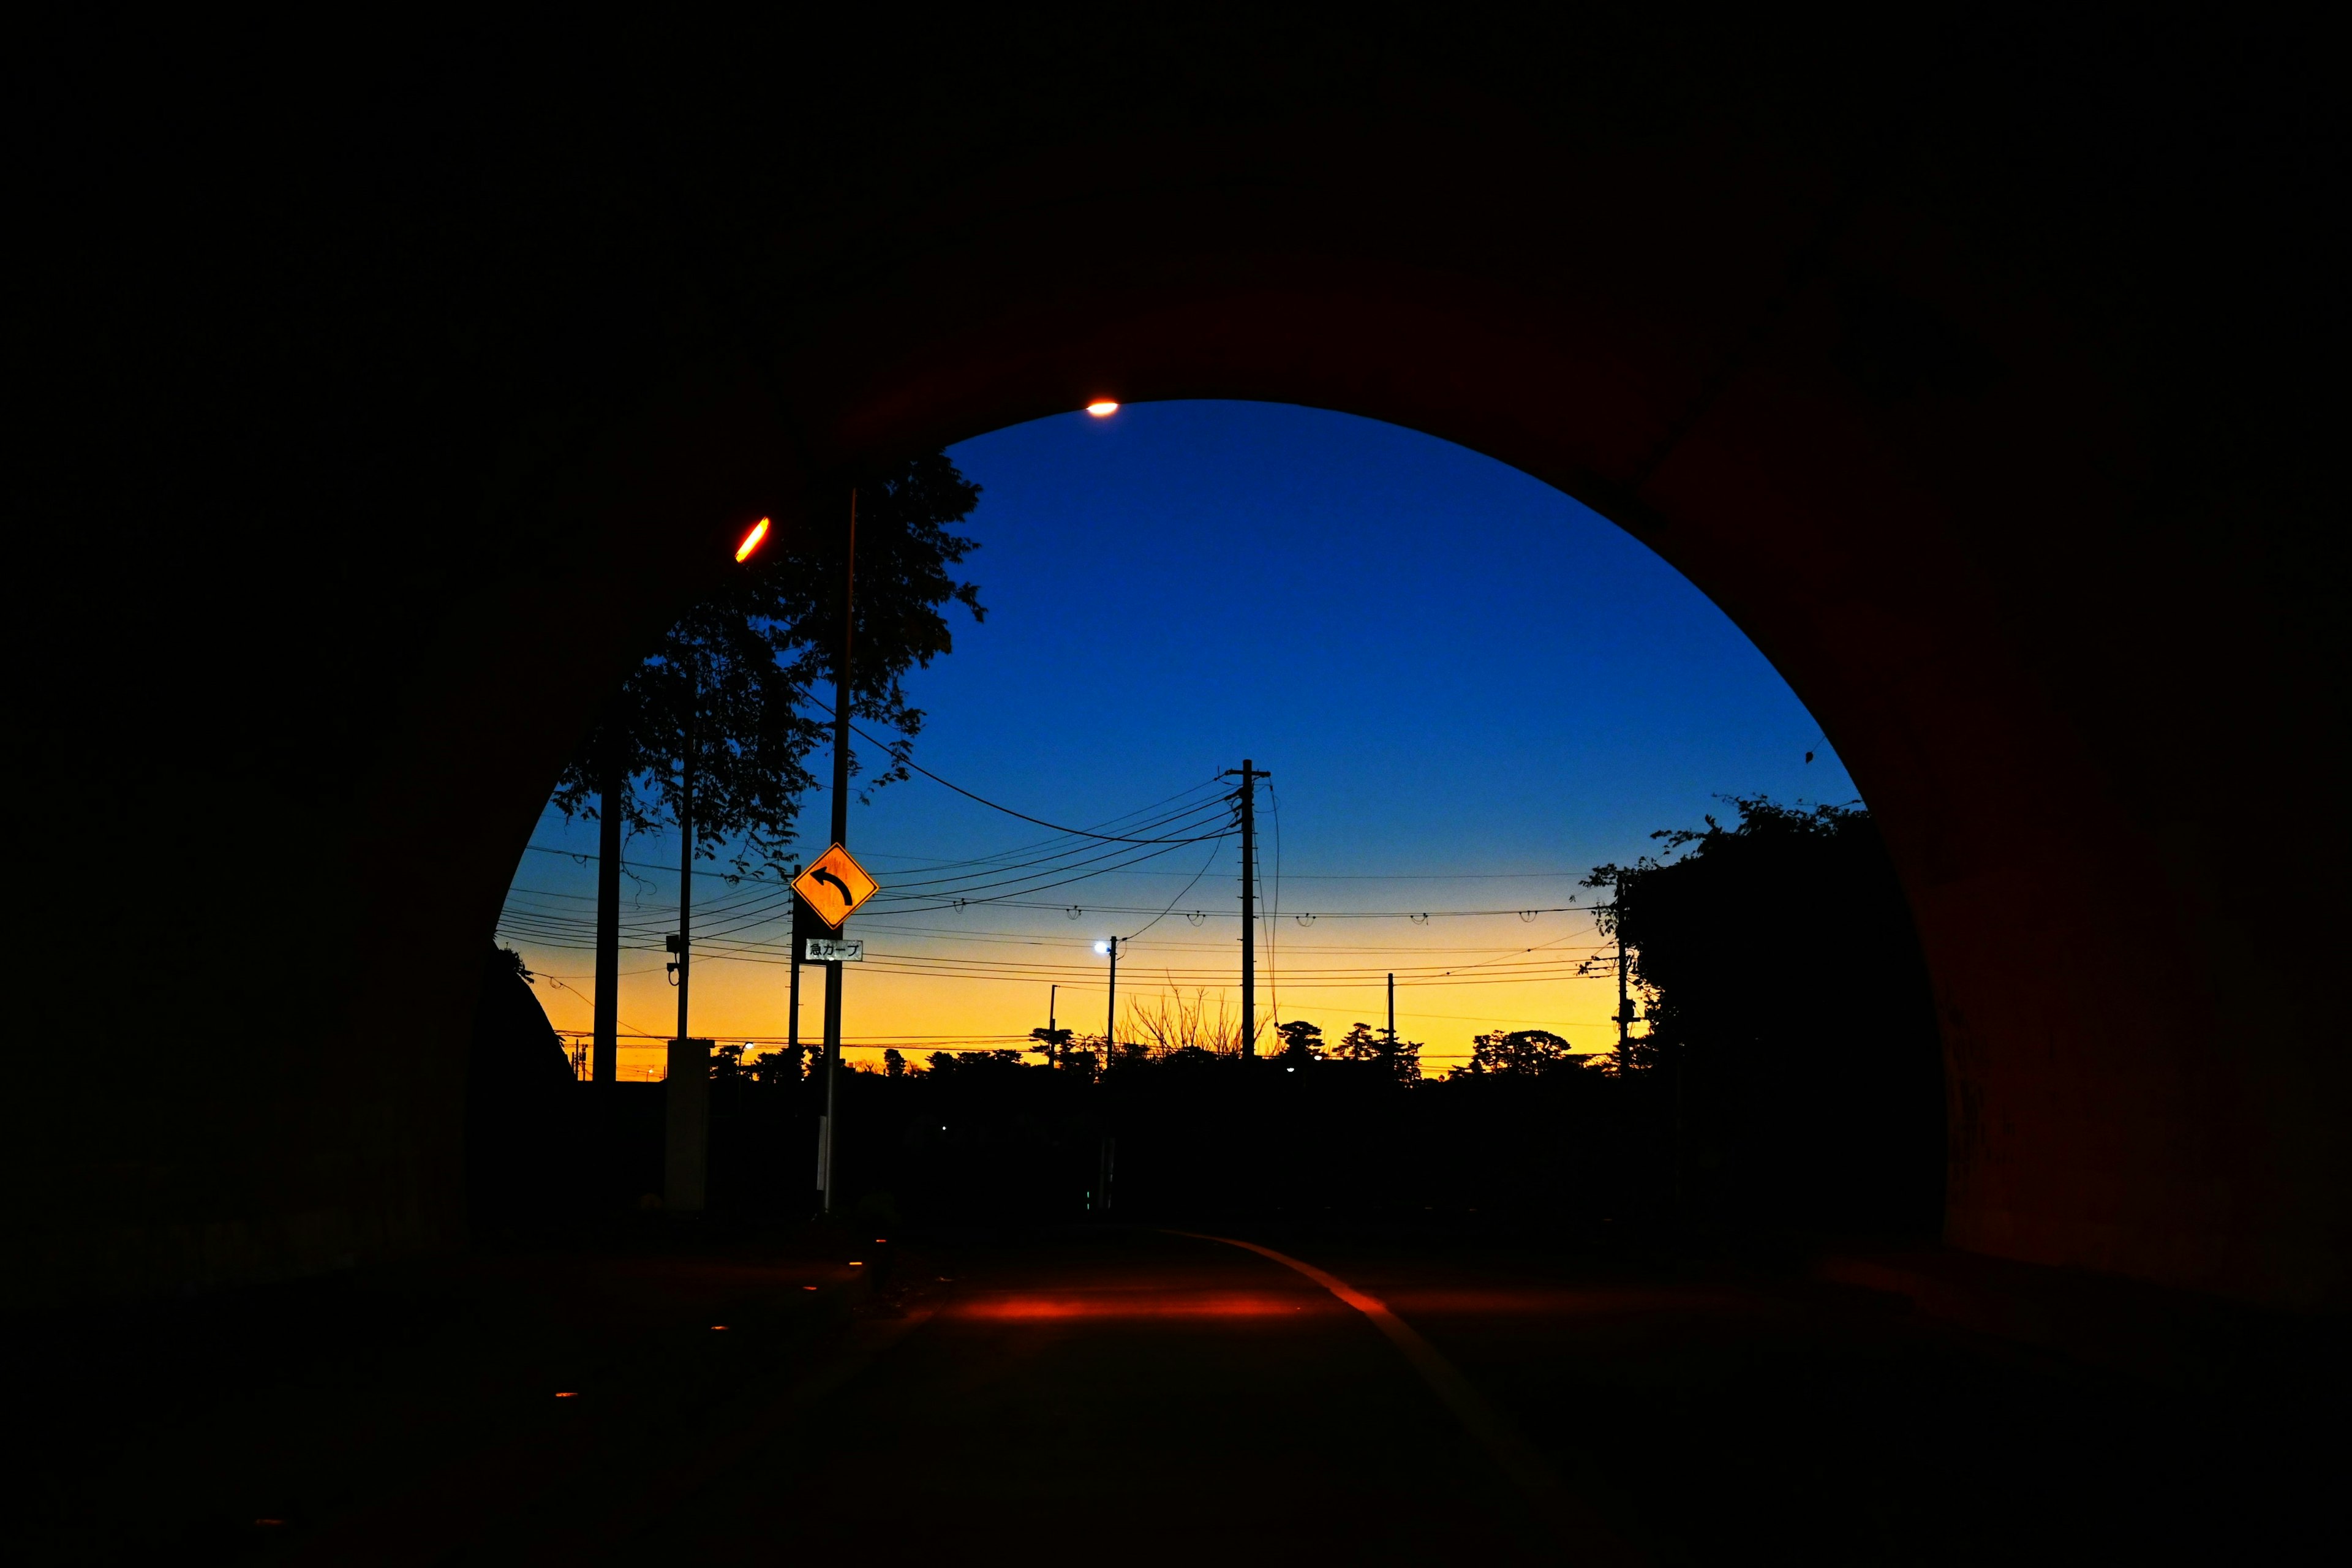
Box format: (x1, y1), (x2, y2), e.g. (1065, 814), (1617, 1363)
(497, 401), (1856, 1075)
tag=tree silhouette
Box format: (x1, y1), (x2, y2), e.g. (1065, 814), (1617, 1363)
(1273, 1019), (1325, 1065)
(1586, 795), (1942, 1232)
(551, 451), (985, 875)
(548, 453), (984, 1084)
(752, 1043), (807, 1087)
(1328, 1020), (1425, 1082)
(1457, 1028), (1585, 1077)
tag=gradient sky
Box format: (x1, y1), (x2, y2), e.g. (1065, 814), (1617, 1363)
(499, 401), (1855, 1073)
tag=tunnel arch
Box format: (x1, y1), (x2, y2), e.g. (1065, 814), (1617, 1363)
(497, 396), (1901, 1102)
(23, 27), (2341, 1310)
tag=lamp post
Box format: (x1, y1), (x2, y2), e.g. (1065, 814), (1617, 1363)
(1095, 938), (1122, 1058)
(821, 492), (856, 1215)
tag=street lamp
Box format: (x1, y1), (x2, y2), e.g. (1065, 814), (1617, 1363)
(734, 515), (772, 562)
(1095, 937), (1121, 1053)
(1085, 400), (1119, 417)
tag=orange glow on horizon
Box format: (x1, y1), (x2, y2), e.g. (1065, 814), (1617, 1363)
(734, 516), (772, 562)
(509, 900), (1634, 1079)
(1085, 400), (1119, 417)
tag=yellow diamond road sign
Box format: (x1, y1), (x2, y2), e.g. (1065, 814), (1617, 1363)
(793, 843), (879, 929)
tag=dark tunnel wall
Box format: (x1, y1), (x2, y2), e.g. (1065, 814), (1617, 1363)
(12, 21), (2344, 1308)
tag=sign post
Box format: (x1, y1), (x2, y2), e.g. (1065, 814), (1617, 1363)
(791, 843), (880, 1213)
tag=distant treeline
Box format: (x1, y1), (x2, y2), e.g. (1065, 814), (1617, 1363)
(477, 797), (1942, 1242)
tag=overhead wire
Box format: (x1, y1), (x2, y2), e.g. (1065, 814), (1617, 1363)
(1265, 773), (1280, 1045)
(864, 794), (1237, 898)
(503, 777), (1240, 949)
(514, 775), (1232, 892)
(499, 758), (1632, 1050)
(1122, 837), (1226, 943)
(858, 785), (1238, 884)
(837, 775), (1235, 872)
(499, 895), (1604, 944)
(863, 828), (1238, 916)
(846, 722), (1233, 843)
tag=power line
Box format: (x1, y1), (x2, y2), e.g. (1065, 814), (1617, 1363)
(863, 797), (1238, 901)
(848, 723), (1234, 843)
(1123, 837), (1225, 943)
(1265, 775), (1281, 1042)
(506, 798), (1242, 940)
(496, 899), (1607, 952)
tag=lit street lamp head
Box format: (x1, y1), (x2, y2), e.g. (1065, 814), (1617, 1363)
(1093, 940), (1112, 956)
(734, 516), (771, 562)
(1085, 400), (1118, 417)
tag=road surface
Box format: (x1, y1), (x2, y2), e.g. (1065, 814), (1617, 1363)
(15, 1226), (2328, 1564)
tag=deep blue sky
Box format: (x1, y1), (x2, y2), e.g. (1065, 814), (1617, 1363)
(896, 399), (1851, 874)
(505, 400), (1855, 1063)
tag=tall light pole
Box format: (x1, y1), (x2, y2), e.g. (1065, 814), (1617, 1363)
(593, 723), (622, 1086)
(1222, 761), (1270, 1057)
(673, 696), (695, 1044)
(679, 514), (770, 1052)
(1095, 938), (1122, 1055)
(820, 490), (856, 1215)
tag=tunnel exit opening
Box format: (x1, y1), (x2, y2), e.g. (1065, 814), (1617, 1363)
(483, 400), (1945, 1250)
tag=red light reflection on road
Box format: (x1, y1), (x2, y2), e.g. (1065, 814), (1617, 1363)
(1379, 1287), (1741, 1316)
(953, 1291), (1324, 1321)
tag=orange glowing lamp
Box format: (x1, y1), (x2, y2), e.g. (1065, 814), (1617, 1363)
(1085, 400), (1119, 417)
(734, 516), (772, 562)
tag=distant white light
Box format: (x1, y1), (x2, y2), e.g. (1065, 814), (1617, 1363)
(1085, 400), (1119, 417)
(1093, 940), (1112, 956)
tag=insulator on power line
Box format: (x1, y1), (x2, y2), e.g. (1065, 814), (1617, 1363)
(1295, 913), (1315, 926)
(1186, 911), (1206, 926)
(1067, 906), (1081, 919)
(1409, 913), (1429, 925)
(1520, 910), (1538, 922)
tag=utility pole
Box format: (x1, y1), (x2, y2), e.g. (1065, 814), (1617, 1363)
(673, 701), (695, 1043)
(593, 731), (622, 1085)
(1048, 983), (1058, 1067)
(820, 489), (856, 1215)
(788, 894), (803, 1072)
(1222, 760), (1270, 1058)
(1386, 972), (1395, 1050)
(1102, 938), (1122, 1052)
(1615, 925), (1632, 1072)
